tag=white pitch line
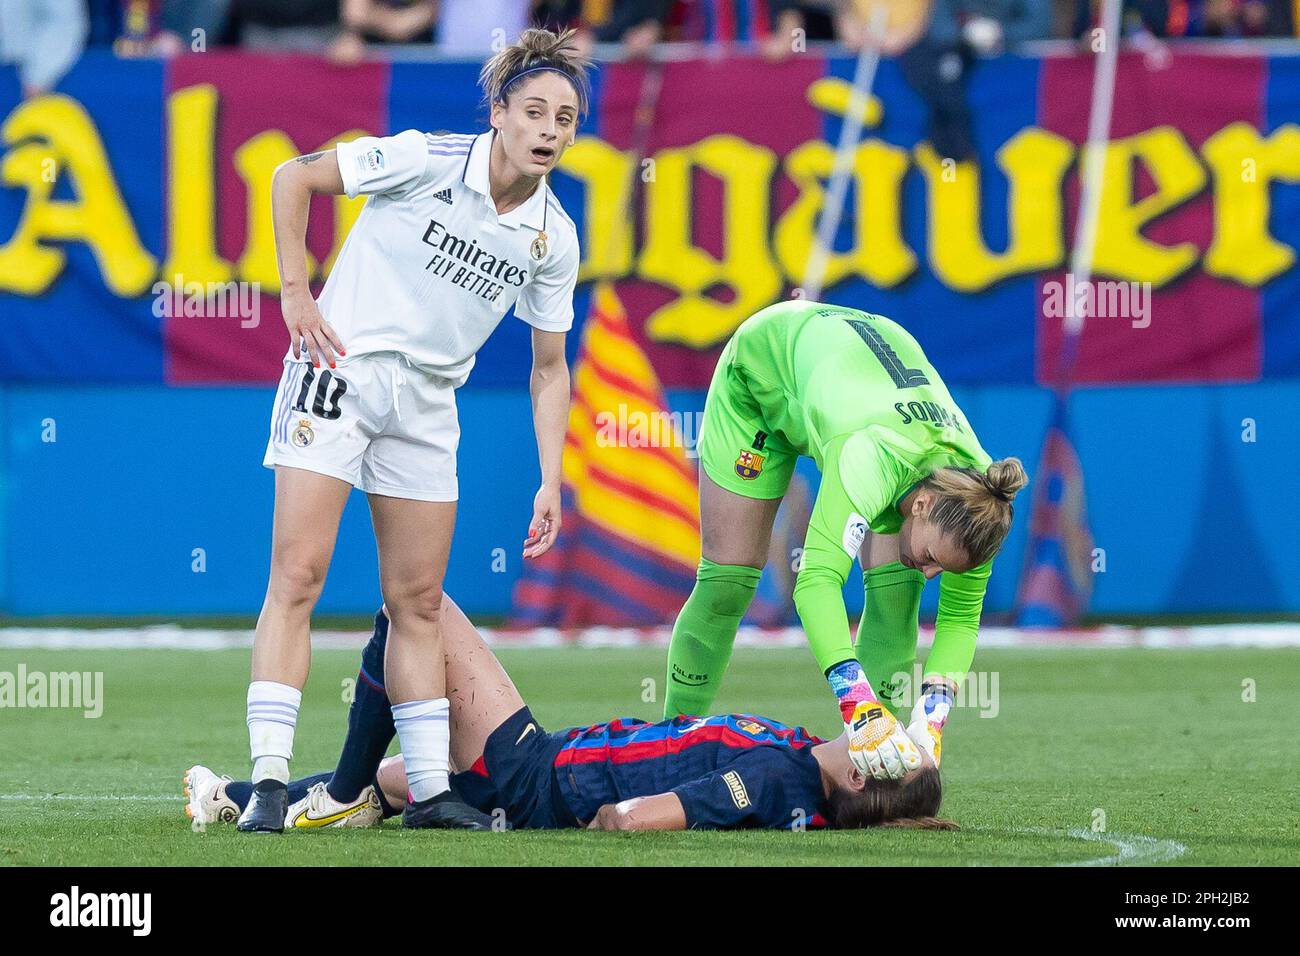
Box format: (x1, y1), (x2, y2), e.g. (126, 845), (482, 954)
(973, 825), (1187, 866)
(1060, 827), (1188, 866)
(0, 794), (182, 802)
(2, 624), (1299, 651)
(0, 799), (1190, 863)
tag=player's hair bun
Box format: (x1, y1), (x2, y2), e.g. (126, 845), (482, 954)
(922, 457), (1030, 566)
(479, 28), (592, 117)
(984, 458), (1028, 503)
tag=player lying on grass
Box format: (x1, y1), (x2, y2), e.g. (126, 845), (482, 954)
(664, 299), (1027, 782)
(186, 598), (951, 831)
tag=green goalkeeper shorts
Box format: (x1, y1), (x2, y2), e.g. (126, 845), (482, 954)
(696, 334), (798, 501)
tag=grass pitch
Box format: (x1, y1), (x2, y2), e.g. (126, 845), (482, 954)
(1, 643), (1297, 866)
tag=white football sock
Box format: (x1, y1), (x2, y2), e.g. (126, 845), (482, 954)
(392, 698), (450, 801)
(246, 680), (301, 784)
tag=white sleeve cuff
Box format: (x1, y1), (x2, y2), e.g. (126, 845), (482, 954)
(335, 140), (361, 199)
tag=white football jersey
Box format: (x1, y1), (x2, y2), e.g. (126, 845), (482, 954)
(307, 129), (580, 386)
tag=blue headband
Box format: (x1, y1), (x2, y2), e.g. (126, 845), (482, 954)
(499, 65), (584, 110)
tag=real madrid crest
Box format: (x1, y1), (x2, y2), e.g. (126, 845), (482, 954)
(530, 231), (548, 261)
(291, 419), (315, 448)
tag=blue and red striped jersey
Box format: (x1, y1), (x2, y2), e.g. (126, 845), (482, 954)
(553, 713), (829, 829)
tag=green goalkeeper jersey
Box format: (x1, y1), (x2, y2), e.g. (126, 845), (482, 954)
(696, 299), (995, 678)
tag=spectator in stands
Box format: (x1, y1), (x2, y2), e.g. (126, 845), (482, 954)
(1072, 0), (1167, 37)
(152, 0), (235, 55)
(761, 1), (855, 60)
(591, 0), (671, 57)
(948, 0), (1054, 51)
(1173, 0), (1293, 35)
(235, 0), (343, 51)
(432, 0), (529, 53)
(666, 0), (781, 43)
(901, 0), (1053, 162)
(329, 0), (438, 61)
(85, 0), (125, 46)
(0, 0), (89, 96)
(235, 0), (438, 62)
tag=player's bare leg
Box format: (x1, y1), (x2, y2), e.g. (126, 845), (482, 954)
(698, 471), (784, 568)
(252, 468), (354, 686)
(369, 493), (491, 829)
(375, 595), (529, 806)
(663, 472), (784, 717)
(239, 466), (353, 833)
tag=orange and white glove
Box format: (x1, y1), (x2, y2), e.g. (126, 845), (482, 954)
(906, 679), (956, 767)
(845, 700), (924, 780)
(828, 660), (922, 781)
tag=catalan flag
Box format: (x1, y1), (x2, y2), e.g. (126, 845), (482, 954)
(510, 283), (701, 626)
(1014, 400), (1095, 626)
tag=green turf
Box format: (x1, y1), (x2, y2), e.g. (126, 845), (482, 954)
(1, 645), (1296, 866)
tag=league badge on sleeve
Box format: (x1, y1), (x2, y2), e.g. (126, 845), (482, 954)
(735, 449), (765, 480)
(360, 147), (385, 173)
(841, 513), (868, 557)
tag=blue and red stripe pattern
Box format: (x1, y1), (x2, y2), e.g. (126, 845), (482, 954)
(552, 712), (829, 829)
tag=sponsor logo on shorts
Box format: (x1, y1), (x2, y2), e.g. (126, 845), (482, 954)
(515, 722), (537, 745)
(722, 770), (750, 809)
(735, 450), (765, 480)
(291, 419), (315, 447)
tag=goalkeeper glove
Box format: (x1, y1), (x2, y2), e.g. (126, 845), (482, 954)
(828, 660), (922, 781)
(906, 678), (956, 766)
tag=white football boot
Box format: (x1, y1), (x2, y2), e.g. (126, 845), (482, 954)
(184, 765), (240, 825)
(285, 781), (383, 830)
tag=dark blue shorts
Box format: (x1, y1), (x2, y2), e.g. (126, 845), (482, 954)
(450, 706), (579, 830)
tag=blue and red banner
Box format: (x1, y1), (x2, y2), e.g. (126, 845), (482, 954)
(4, 49), (1300, 388)
(5, 48), (1300, 620)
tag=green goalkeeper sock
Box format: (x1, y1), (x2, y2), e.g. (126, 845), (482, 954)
(855, 561), (925, 716)
(663, 558), (761, 718)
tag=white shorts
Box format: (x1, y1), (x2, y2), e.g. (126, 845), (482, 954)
(263, 352), (459, 502)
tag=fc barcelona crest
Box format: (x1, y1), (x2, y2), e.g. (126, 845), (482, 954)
(735, 450), (765, 480)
